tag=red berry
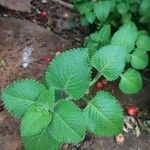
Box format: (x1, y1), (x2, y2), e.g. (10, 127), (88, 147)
(127, 105), (138, 116)
(102, 79), (107, 86)
(96, 82), (103, 90)
(43, 55), (51, 63)
(40, 11), (48, 17)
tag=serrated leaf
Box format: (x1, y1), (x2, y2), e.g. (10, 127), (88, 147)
(23, 129), (60, 150)
(131, 48), (149, 69)
(111, 23), (137, 53)
(99, 24), (111, 45)
(119, 68), (142, 94)
(91, 45), (127, 81)
(94, 1), (111, 21)
(84, 91), (123, 136)
(140, 0), (150, 17)
(117, 2), (129, 15)
(2, 80), (46, 118)
(21, 106), (52, 136)
(76, 2), (94, 15)
(90, 32), (101, 42)
(37, 89), (55, 111)
(136, 35), (150, 51)
(86, 11), (96, 24)
(48, 100), (86, 143)
(46, 48), (91, 99)
(137, 30), (149, 38)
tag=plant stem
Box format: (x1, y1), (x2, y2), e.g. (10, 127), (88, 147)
(89, 72), (102, 87)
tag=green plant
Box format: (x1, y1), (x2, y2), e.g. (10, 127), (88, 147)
(1, 0), (150, 150)
(73, 0), (150, 26)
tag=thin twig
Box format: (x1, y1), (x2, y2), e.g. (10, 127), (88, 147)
(50, 0), (74, 9)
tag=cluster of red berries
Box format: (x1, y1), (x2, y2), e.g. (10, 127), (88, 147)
(95, 79), (107, 90)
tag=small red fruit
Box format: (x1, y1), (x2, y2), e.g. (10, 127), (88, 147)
(102, 79), (107, 86)
(43, 55), (51, 63)
(96, 82), (103, 90)
(127, 105), (139, 116)
(40, 11), (48, 17)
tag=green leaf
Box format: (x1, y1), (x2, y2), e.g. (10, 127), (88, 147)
(76, 2), (94, 15)
(94, 1), (111, 21)
(119, 68), (142, 94)
(84, 91), (123, 136)
(137, 30), (149, 38)
(2, 80), (46, 118)
(140, 0), (150, 18)
(86, 11), (96, 24)
(131, 48), (149, 69)
(80, 16), (89, 26)
(37, 89), (55, 111)
(111, 23), (137, 53)
(117, 2), (129, 15)
(21, 106), (52, 136)
(23, 129), (60, 150)
(91, 45), (127, 81)
(136, 35), (150, 51)
(90, 32), (101, 42)
(46, 48), (91, 99)
(122, 13), (132, 23)
(99, 24), (111, 45)
(48, 100), (86, 143)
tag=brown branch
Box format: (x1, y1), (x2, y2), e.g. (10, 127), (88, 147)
(50, 0), (74, 9)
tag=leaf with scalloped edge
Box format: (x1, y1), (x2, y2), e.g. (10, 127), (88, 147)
(111, 23), (137, 53)
(48, 100), (86, 143)
(46, 48), (91, 99)
(21, 106), (52, 136)
(94, 1), (111, 21)
(91, 45), (127, 81)
(23, 129), (60, 150)
(136, 35), (150, 51)
(83, 91), (123, 136)
(119, 68), (142, 94)
(37, 89), (55, 111)
(131, 48), (149, 69)
(2, 79), (46, 118)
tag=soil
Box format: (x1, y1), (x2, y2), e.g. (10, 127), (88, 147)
(0, 0), (150, 150)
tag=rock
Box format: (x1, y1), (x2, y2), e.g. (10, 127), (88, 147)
(0, 17), (69, 89)
(0, 0), (32, 12)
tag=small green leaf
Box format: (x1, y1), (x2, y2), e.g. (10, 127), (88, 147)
(48, 100), (86, 143)
(94, 1), (111, 21)
(84, 91), (123, 136)
(140, 0), (150, 18)
(21, 106), (52, 136)
(137, 30), (149, 38)
(131, 48), (149, 69)
(117, 2), (129, 15)
(86, 11), (96, 24)
(80, 16), (89, 26)
(136, 35), (150, 51)
(122, 13), (132, 23)
(76, 2), (94, 15)
(46, 48), (91, 99)
(2, 80), (46, 118)
(91, 45), (127, 81)
(90, 32), (101, 42)
(37, 89), (55, 111)
(111, 23), (137, 53)
(23, 129), (60, 150)
(119, 68), (142, 94)
(99, 24), (111, 45)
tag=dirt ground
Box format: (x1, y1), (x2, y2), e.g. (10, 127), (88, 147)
(0, 0), (150, 150)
